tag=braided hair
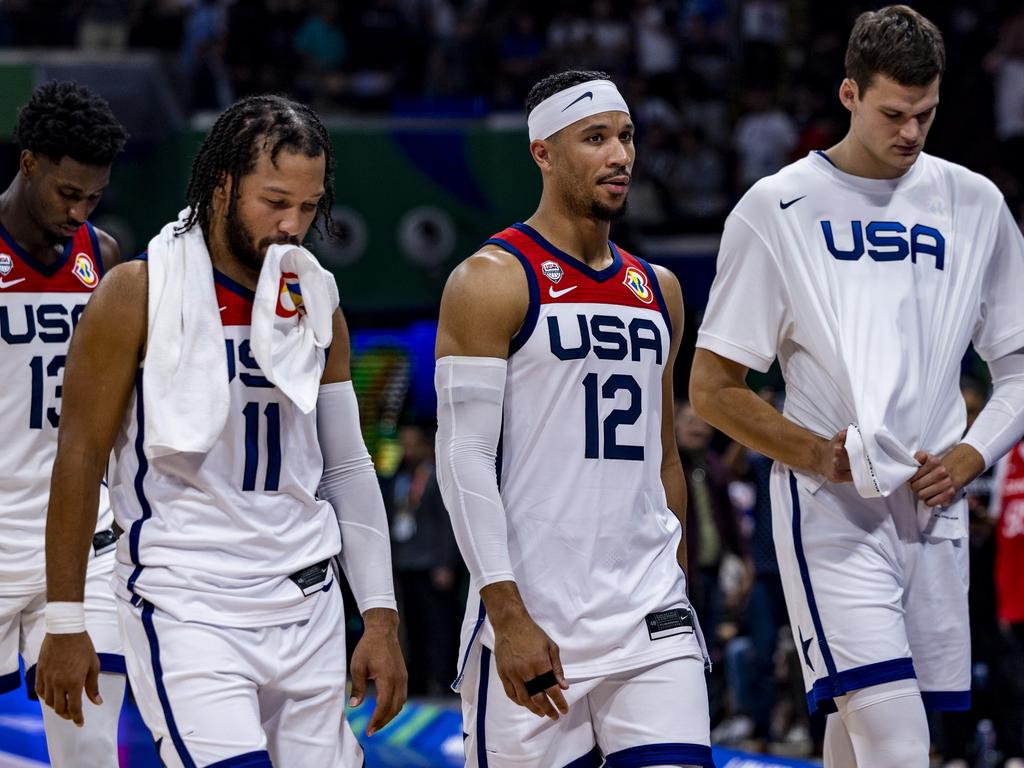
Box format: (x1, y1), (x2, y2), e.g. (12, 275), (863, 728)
(15, 81), (127, 165)
(178, 95), (336, 237)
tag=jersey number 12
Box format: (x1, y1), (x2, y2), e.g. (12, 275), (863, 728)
(582, 373), (644, 461)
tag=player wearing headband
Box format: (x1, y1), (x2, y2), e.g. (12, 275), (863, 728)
(435, 70), (714, 768)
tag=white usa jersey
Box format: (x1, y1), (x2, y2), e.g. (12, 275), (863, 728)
(109, 267), (341, 627)
(455, 223), (702, 686)
(0, 222), (113, 595)
(697, 151), (1024, 492)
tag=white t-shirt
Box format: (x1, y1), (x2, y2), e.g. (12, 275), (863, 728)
(697, 151), (1024, 502)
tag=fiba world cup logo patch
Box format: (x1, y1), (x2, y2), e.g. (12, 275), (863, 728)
(541, 260), (564, 284)
(71, 252), (98, 288)
(276, 272), (306, 318)
(623, 266), (653, 304)
(0, 254), (12, 276)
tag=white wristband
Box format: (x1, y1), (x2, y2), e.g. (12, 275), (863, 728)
(45, 602), (86, 634)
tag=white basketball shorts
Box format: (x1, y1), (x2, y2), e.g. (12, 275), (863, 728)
(0, 548), (124, 697)
(771, 464), (970, 715)
(460, 649), (713, 768)
(117, 581), (362, 767)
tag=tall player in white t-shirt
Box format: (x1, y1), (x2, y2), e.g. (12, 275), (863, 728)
(691, 6), (1024, 767)
(0, 81), (127, 766)
(34, 95), (407, 767)
(435, 71), (713, 768)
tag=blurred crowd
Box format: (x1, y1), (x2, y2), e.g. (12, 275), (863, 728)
(2, 0), (1023, 233)
(3, 1), (1024, 762)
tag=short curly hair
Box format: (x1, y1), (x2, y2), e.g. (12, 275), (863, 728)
(525, 70), (611, 116)
(14, 81), (127, 166)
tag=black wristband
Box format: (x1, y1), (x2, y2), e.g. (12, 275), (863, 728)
(524, 670), (558, 696)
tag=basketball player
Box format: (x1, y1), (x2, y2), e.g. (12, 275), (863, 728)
(435, 71), (714, 768)
(35, 95), (406, 767)
(690, 7), (1024, 767)
(0, 81), (127, 765)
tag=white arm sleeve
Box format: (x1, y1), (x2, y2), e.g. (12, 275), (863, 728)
(434, 355), (515, 589)
(316, 380), (397, 614)
(963, 350), (1024, 469)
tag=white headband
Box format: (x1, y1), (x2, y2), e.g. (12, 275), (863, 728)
(527, 79), (631, 141)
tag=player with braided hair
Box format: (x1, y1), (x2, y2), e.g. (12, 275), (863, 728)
(36, 94), (406, 766)
(0, 80), (127, 767)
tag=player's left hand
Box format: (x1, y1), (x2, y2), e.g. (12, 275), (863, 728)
(911, 444), (984, 507)
(349, 608), (407, 737)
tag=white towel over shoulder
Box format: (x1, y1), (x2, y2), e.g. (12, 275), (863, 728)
(251, 243), (339, 414)
(143, 214), (339, 459)
(143, 210), (230, 459)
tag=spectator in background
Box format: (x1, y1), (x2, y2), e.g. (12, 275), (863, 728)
(385, 424), (461, 697)
(178, 0), (232, 110)
(733, 88), (798, 192)
(292, 1), (347, 106)
(676, 400), (752, 721)
(76, 0), (134, 52)
(985, 3), (1024, 180)
(993, 438), (1024, 768)
(714, 388), (794, 750)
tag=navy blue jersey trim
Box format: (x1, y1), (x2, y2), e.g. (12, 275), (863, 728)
(512, 223), (622, 283)
(0, 221), (75, 276)
(213, 269), (256, 302)
(789, 471), (840, 688)
(815, 149), (838, 168)
(0, 669), (21, 694)
(207, 751), (273, 767)
(634, 253), (673, 339)
(477, 646), (491, 767)
(452, 600), (487, 690)
(806, 657), (917, 715)
(86, 222), (104, 277)
(97, 652), (128, 675)
(605, 742), (715, 768)
(127, 372), (152, 596)
(24, 665), (38, 701)
(563, 746), (602, 768)
(484, 237), (539, 356)
(142, 602), (197, 768)
(921, 690), (971, 711)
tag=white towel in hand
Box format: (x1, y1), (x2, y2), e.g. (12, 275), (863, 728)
(250, 244), (339, 413)
(143, 210), (230, 458)
(845, 423), (967, 540)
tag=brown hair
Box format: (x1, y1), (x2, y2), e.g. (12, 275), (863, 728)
(845, 5), (945, 94)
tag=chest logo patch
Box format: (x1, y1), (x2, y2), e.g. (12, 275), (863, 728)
(0, 253), (12, 276)
(623, 266), (653, 304)
(276, 272), (306, 318)
(72, 252), (98, 288)
(541, 260), (563, 284)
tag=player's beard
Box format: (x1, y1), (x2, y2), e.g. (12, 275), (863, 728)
(591, 197), (628, 222)
(561, 172), (629, 222)
(225, 200), (299, 272)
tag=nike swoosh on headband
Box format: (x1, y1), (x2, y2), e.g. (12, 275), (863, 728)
(562, 92), (594, 111)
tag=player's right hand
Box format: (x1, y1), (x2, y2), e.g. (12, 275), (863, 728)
(819, 429), (853, 483)
(35, 632), (102, 728)
(492, 612), (569, 720)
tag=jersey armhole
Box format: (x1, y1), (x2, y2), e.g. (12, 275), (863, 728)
(633, 254), (674, 340)
(482, 237), (539, 356)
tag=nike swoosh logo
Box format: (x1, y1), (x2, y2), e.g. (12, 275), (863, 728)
(549, 285), (578, 298)
(562, 92), (593, 111)
(0, 277), (26, 289)
(779, 196), (806, 210)
(219, 306), (228, 313)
